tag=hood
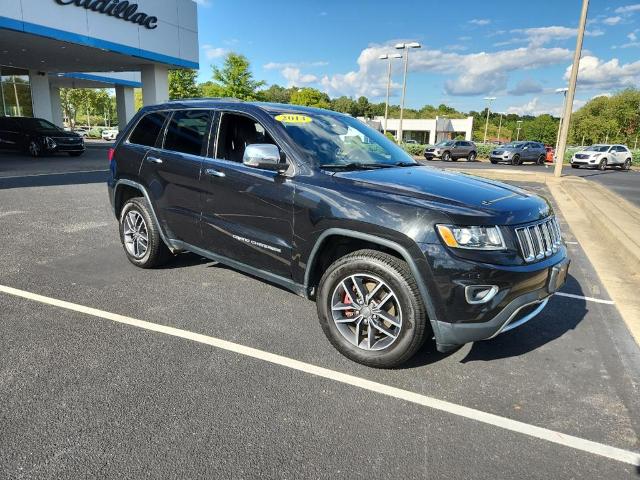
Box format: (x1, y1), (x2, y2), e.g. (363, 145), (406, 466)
(334, 166), (552, 225)
(41, 130), (82, 138)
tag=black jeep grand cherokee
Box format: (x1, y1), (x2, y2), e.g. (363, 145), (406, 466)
(108, 100), (569, 368)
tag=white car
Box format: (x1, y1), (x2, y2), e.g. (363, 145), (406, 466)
(101, 129), (119, 141)
(571, 144), (632, 171)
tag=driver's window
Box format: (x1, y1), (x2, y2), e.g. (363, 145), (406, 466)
(216, 113), (275, 163)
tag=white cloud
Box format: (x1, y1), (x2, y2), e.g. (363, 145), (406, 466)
(506, 97), (585, 116)
(202, 45), (226, 59)
(469, 19), (491, 26)
(508, 78), (544, 96)
(193, 0), (211, 6)
(615, 4), (640, 14)
(280, 67), (318, 87)
(566, 55), (640, 90)
(508, 26), (604, 47)
(264, 61), (328, 70)
(629, 31), (638, 41)
(603, 16), (623, 25)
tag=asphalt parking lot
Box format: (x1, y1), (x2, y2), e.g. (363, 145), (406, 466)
(1, 147), (639, 478)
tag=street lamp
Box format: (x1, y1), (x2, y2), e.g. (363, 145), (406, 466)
(379, 53), (402, 135)
(553, 87), (569, 164)
(516, 120), (523, 141)
(395, 42), (421, 142)
(554, 0), (590, 178)
(482, 97), (496, 144)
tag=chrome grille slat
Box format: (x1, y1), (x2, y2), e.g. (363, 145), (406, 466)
(515, 217), (562, 263)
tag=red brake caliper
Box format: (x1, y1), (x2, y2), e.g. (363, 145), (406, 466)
(343, 290), (355, 318)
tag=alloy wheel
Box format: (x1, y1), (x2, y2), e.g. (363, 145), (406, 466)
(623, 159), (631, 171)
(330, 274), (403, 351)
(29, 141), (40, 157)
(123, 210), (149, 258)
(599, 159), (607, 171)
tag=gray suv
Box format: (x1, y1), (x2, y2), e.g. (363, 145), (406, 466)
(424, 140), (477, 162)
(490, 142), (546, 165)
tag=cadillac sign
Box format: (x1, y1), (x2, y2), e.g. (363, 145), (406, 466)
(54, 0), (158, 30)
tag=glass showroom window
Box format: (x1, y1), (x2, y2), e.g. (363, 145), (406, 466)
(0, 66), (33, 117)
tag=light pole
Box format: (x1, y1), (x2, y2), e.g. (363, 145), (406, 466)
(555, 0), (590, 178)
(554, 87), (568, 164)
(395, 42), (421, 143)
(378, 53), (402, 135)
(516, 120), (523, 141)
(497, 112), (504, 143)
(483, 97), (496, 144)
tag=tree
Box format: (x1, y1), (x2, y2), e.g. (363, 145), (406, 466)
(209, 53), (265, 100)
(523, 114), (559, 145)
(290, 87), (331, 109)
(169, 69), (201, 100)
(261, 84), (294, 104)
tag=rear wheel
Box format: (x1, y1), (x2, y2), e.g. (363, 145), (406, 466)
(621, 158), (631, 171)
(317, 249), (428, 368)
(119, 197), (171, 268)
(536, 154), (545, 165)
(468, 151), (477, 162)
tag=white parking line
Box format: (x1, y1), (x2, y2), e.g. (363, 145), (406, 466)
(0, 283), (637, 467)
(565, 241), (579, 245)
(555, 292), (615, 305)
(0, 170), (108, 179)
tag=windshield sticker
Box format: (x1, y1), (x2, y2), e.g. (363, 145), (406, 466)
(275, 114), (312, 124)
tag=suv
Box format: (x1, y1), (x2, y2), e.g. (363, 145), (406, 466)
(570, 145), (632, 171)
(424, 140), (477, 161)
(107, 100), (569, 368)
(490, 142), (546, 165)
(0, 117), (85, 157)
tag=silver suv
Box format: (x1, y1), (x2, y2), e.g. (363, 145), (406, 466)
(571, 144), (632, 171)
(490, 142), (546, 165)
(424, 140), (477, 162)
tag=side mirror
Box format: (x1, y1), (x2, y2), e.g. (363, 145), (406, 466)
(523, 146), (529, 150)
(243, 144), (289, 172)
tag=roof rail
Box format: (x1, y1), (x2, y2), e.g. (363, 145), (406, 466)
(167, 97), (244, 102)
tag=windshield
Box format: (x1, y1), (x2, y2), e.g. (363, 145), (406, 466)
(504, 142), (524, 149)
(584, 145), (610, 152)
(17, 118), (60, 131)
(272, 112), (417, 168)
(436, 141), (455, 147)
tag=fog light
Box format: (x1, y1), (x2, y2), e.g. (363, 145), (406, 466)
(465, 285), (499, 304)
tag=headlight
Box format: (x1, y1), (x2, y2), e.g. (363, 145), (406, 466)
(44, 137), (56, 149)
(434, 149), (441, 154)
(436, 225), (506, 250)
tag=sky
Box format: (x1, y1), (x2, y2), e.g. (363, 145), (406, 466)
(192, 0), (640, 116)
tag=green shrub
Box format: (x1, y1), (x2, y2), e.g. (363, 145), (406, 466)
(401, 143), (427, 156)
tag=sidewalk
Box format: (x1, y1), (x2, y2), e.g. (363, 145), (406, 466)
(450, 167), (640, 346)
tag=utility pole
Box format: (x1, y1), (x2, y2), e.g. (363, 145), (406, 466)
(378, 53), (402, 135)
(516, 120), (523, 141)
(554, 88), (568, 163)
(555, 0), (590, 178)
(395, 42), (421, 143)
(497, 113), (504, 143)
(483, 97), (496, 144)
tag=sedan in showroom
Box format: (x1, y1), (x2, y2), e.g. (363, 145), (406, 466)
(570, 145), (632, 171)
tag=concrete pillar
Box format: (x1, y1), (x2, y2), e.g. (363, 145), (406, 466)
(465, 117), (474, 141)
(116, 85), (136, 127)
(50, 86), (63, 127)
(141, 64), (169, 106)
(29, 70), (53, 121)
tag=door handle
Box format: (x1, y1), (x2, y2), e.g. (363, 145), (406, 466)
(146, 156), (163, 164)
(204, 168), (226, 178)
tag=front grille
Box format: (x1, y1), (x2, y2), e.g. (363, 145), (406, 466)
(53, 137), (82, 144)
(575, 154), (589, 159)
(425, 148), (435, 153)
(515, 217), (562, 263)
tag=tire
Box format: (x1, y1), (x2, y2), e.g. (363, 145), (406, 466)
(442, 151), (451, 162)
(119, 197), (171, 269)
(490, 159), (498, 165)
(512, 154), (521, 166)
(571, 164), (580, 169)
(536, 154), (545, 165)
(598, 158), (607, 171)
(68, 151), (84, 157)
(28, 140), (41, 158)
(316, 249), (428, 368)
(621, 158), (631, 171)
(467, 151), (477, 162)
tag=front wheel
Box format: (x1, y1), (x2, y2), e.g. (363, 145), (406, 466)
(512, 154), (521, 165)
(598, 159), (607, 171)
(317, 250), (428, 368)
(28, 140), (41, 158)
(467, 151), (477, 162)
(119, 197), (171, 268)
(442, 151), (451, 162)
(571, 164), (580, 169)
(490, 159), (498, 164)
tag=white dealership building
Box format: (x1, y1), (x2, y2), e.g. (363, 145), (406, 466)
(0, 0), (199, 127)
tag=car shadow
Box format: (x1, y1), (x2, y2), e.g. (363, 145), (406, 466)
(459, 273), (587, 363)
(0, 170), (108, 189)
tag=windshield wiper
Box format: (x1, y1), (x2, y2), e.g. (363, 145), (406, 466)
(394, 161), (419, 167)
(319, 162), (395, 171)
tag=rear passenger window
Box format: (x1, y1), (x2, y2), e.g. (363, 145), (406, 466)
(129, 112), (168, 147)
(163, 110), (212, 156)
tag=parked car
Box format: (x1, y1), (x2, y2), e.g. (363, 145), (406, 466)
(108, 100), (569, 368)
(424, 140), (477, 161)
(73, 126), (90, 138)
(404, 139), (419, 145)
(545, 146), (554, 163)
(489, 141), (546, 165)
(570, 144), (632, 171)
(101, 128), (119, 141)
(0, 116), (85, 157)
